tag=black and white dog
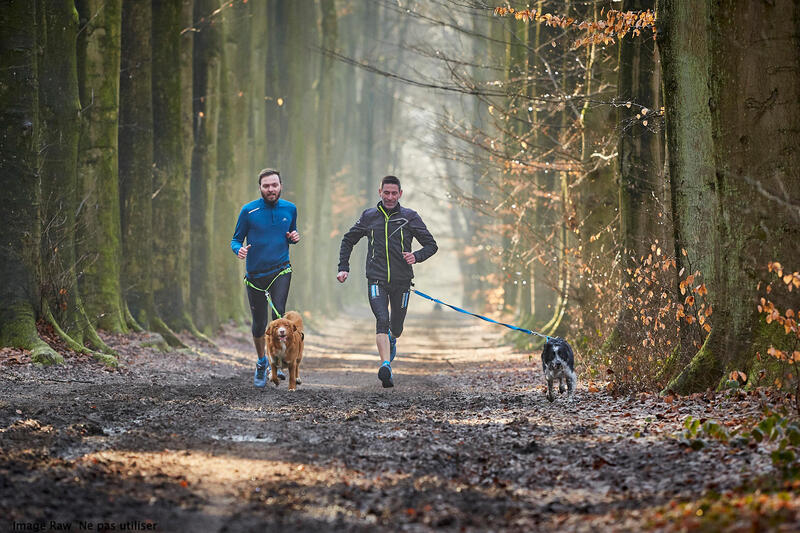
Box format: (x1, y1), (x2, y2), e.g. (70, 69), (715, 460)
(541, 337), (576, 402)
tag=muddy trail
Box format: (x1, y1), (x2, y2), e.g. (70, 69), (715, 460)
(0, 310), (795, 532)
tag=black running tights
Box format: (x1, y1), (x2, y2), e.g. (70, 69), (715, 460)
(367, 279), (411, 336)
(246, 270), (292, 337)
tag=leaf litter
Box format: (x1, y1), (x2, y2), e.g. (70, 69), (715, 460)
(0, 312), (798, 531)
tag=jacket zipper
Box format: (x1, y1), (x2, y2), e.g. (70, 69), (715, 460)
(378, 205), (394, 283)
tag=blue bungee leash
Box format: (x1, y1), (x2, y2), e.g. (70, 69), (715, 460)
(411, 287), (551, 341)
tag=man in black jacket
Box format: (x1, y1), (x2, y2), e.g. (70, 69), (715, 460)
(337, 176), (438, 387)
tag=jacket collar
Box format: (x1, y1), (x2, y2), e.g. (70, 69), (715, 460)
(377, 201), (401, 214)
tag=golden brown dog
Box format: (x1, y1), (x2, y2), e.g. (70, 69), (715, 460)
(265, 311), (304, 390)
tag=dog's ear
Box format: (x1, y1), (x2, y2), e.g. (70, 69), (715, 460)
(292, 324), (297, 332)
(266, 323), (273, 337)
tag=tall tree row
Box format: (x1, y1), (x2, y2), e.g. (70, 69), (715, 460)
(481, 1), (799, 391)
(405, 1), (799, 392)
(1, 0), (356, 361)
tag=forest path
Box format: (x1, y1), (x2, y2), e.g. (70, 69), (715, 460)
(0, 309), (778, 531)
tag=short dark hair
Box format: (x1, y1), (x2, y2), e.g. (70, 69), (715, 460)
(258, 168), (281, 185)
(380, 175), (401, 190)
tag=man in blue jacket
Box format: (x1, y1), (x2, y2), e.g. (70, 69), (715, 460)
(337, 176), (438, 388)
(231, 168), (300, 388)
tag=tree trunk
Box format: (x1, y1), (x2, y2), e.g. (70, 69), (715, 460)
(664, 0), (800, 393)
(75, 0), (127, 333)
(540, 0), (573, 338)
(0, 0), (62, 364)
(359, 1), (377, 203)
(190, 0), (222, 332)
(38, 0), (83, 343)
(501, 9), (527, 312)
(152, 0), (195, 334)
(659, 0), (722, 392)
(313, 0), (338, 312)
(119, 0), (154, 328)
(610, 0), (668, 352)
(284, 0), (319, 310)
(214, 4), (246, 323)
(245, 0), (268, 317)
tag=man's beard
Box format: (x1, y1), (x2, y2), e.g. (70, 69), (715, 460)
(261, 190), (281, 204)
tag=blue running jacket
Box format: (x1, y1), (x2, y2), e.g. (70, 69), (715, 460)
(231, 198), (298, 277)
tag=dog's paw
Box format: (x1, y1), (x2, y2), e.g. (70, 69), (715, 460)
(271, 378), (280, 387)
(288, 387), (296, 392)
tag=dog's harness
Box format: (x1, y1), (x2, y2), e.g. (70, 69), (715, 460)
(244, 265), (292, 319)
(412, 287), (551, 341)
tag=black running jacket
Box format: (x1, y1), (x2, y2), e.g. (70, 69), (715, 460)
(338, 202), (438, 284)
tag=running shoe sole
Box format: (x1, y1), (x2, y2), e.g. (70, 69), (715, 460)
(378, 365), (394, 388)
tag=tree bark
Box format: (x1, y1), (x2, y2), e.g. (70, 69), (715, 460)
(0, 0), (62, 364)
(38, 1), (82, 342)
(75, 0), (127, 333)
(190, 0), (222, 332)
(151, 0), (195, 335)
(214, 0), (250, 323)
(313, 0), (338, 312)
(664, 0), (800, 393)
(284, 0), (319, 310)
(610, 0), (668, 352)
(119, 0), (154, 328)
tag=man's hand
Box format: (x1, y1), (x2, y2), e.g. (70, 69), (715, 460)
(286, 231), (300, 243)
(336, 271), (349, 283)
(237, 244), (251, 259)
(403, 251), (416, 265)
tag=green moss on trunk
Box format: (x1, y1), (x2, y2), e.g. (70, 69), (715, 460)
(665, 330), (719, 394)
(658, 0), (717, 367)
(38, 0), (88, 346)
(75, 0), (127, 333)
(152, 0), (195, 333)
(151, 316), (188, 349)
(119, 0), (154, 328)
(43, 305), (116, 367)
(2, 304), (63, 366)
(0, 2), (61, 366)
(664, 0), (800, 393)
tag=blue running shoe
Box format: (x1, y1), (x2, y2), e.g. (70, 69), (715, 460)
(254, 357), (268, 388)
(277, 368), (286, 380)
(388, 330), (397, 362)
(378, 361), (394, 388)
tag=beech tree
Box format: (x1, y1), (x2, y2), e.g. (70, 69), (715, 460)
(0, 0), (62, 364)
(75, 0), (126, 333)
